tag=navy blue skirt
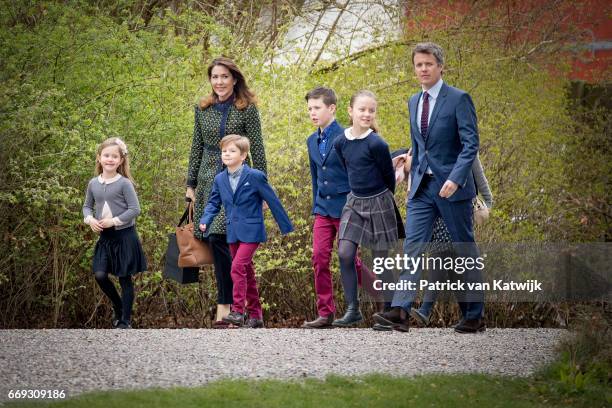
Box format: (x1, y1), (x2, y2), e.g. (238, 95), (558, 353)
(92, 226), (147, 277)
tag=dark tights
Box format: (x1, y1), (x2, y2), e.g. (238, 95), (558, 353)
(338, 239), (390, 305)
(94, 271), (134, 324)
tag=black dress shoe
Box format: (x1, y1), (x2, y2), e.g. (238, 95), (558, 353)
(373, 307), (409, 332)
(302, 314), (334, 329)
(245, 318), (264, 329)
(332, 303), (363, 327)
(450, 318), (465, 329)
(222, 311), (246, 326)
(454, 318), (486, 333)
(372, 323), (393, 331)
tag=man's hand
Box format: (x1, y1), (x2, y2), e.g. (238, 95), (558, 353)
(439, 180), (458, 198)
(199, 223), (207, 232)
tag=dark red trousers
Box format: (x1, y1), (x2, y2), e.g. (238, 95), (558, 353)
(229, 242), (262, 320)
(311, 215), (377, 317)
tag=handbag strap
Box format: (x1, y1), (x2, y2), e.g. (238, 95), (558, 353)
(178, 198), (194, 227)
(188, 201), (194, 224)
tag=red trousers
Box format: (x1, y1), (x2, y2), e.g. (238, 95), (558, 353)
(311, 215), (377, 317)
(229, 242), (262, 320)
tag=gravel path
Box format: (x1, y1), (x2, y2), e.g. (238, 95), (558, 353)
(0, 328), (566, 401)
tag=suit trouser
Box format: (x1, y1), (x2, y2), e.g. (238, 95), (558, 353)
(229, 242), (262, 319)
(312, 215), (375, 317)
(391, 175), (484, 320)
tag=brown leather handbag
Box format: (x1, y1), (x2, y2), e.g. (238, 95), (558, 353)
(176, 200), (214, 267)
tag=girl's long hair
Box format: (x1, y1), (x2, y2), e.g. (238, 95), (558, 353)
(199, 57), (256, 111)
(95, 137), (135, 184)
(349, 89), (380, 134)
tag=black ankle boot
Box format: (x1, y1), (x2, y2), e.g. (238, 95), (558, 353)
(332, 303), (363, 327)
(112, 306), (122, 328)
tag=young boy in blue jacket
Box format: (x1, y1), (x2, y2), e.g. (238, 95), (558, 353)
(200, 135), (293, 328)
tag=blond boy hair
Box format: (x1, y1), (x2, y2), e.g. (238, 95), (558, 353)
(220, 134), (250, 154)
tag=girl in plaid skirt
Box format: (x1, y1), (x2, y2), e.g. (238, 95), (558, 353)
(331, 90), (404, 327)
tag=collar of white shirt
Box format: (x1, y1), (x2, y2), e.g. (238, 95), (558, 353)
(97, 174), (122, 184)
(344, 127), (373, 141)
(423, 78), (444, 100)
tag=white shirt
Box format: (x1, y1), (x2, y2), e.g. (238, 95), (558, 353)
(344, 127), (373, 140)
(417, 78), (444, 174)
(417, 78), (444, 133)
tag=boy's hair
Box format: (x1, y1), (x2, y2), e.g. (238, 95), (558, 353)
(348, 89), (380, 134)
(305, 87), (337, 106)
(220, 134), (250, 154)
(95, 137), (135, 183)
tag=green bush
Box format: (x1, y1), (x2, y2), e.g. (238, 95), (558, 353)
(0, 2), (606, 328)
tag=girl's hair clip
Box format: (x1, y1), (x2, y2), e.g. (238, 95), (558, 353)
(114, 138), (128, 156)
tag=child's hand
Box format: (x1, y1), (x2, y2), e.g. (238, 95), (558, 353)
(199, 223), (207, 232)
(262, 201), (269, 211)
(99, 218), (115, 228)
(89, 218), (103, 233)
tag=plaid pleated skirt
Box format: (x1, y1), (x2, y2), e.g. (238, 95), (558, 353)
(92, 226), (147, 277)
(338, 189), (405, 250)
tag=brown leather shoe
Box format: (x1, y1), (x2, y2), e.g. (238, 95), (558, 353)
(301, 314), (334, 329)
(373, 307), (409, 332)
(454, 318), (486, 333)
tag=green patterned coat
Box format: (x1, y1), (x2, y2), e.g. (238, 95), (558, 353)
(187, 103), (267, 239)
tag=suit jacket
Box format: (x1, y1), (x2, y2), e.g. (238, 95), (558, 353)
(200, 165), (293, 243)
(408, 82), (479, 202)
(306, 120), (351, 218)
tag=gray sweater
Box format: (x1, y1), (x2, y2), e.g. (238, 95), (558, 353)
(472, 154), (493, 208)
(83, 175), (141, 230)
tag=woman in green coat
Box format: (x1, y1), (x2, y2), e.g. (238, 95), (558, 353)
(186, 57), (267, 328)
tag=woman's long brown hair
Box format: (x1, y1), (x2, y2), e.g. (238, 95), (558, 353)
(199, 57), (256, 111)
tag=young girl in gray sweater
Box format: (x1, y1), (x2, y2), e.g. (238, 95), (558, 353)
(83, 137), (147, 329)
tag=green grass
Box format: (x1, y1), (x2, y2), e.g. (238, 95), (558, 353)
(7, 372), (610, 408)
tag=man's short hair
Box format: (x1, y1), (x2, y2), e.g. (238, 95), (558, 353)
(305, 87), (337, 106)
(412, 42), (445, 66)
(220, 134), (250, 154)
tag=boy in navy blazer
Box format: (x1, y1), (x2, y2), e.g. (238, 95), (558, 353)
(302, 87), (377, 329)
(200, 135), (293, 328)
